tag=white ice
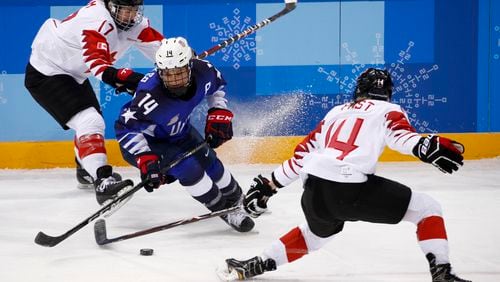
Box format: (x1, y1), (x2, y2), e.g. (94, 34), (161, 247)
(1, 159), (499, 282)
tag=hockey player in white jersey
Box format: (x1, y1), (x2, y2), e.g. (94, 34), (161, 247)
(219, 68), (470, 282)
(24, 0), (163, 205)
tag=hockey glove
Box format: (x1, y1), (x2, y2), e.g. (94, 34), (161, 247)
(205, 108), (233, 148)
(102, 66), (144, 95)
(136, 153), (163, 192)
(413, 135), (465, 174)
(243, 175), (277, 218)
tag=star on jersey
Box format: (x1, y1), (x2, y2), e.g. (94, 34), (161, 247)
(121, 108), (137, 123)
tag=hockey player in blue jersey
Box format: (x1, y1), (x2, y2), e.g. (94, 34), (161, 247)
(115, 37), (254, 232)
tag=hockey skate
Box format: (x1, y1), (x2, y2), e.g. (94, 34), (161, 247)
(76, 158), (122, 189)
(220, 208), (255, 232)
(76, 159), (94, 189)
(94, 165), (134, 207)
(216, 256), (276, 281)
(426, 253), (471, 282)
(219, 189), (255, 232)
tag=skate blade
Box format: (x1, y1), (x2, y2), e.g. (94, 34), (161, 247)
(215, 264), (241, 281)
(102, 185), (134, 218)
(77, 183), (94, 190)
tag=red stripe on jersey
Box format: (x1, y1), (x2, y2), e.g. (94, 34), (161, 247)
(81, 30), (113, 74)
(292, 158), (302, 168)
(287, 159), (298, 175)
(293, 144), (305, 160)
(94, 66), (109, 77)
(385, 111), (416, 132)
(293, 120), (323, 160)
(417, 216), (448, 241)
(137, 25), (164, 42)
(281, 164), (291, 179)
(88, 59), (110, 70)
(75, 134), (107, 159)
(280, 227), (308, 262)
(394, 131), (415, 143)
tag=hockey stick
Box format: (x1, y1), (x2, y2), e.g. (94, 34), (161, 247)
(34, 142), (208, 247)
(119, 0), (296, 95)
(94, 206), (240, 245)
(196, 0), (298, 60)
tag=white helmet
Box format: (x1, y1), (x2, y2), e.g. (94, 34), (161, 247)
(155, 37), (193, 70)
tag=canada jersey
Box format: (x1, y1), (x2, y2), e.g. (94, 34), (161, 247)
(115, 59), (227, 156)
(274, 99), (422, 185)
(29, 0), (163, 84)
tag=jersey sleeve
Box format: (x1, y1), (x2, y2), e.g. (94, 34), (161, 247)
(79, 20), (116, 81)
(383, 106), (422, 155)
(80, 17), (162, 81)
(205, 63), (229, 109)
(115, 91), (157, 157)
(132, 19), (163, 62)
(272, 120), (325, 187)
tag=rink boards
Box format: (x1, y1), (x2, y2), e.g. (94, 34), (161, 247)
(0, 132), (499, 169)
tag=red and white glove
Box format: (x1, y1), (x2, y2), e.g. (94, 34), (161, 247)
(413, 135), (465, 174)
(205, 108), (234, 148)
(102, 67), (144, 95)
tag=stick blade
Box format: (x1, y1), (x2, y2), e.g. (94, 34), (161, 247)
(94, 219), (108, 245)
(34, 231), (63, 247)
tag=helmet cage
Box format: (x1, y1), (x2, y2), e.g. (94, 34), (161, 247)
(108, 1), (144, 31)
(158, 65), (192, 93)
(155, 37), (194, 97)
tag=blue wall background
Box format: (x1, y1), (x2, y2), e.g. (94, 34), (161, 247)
(0, 0), (498, 141)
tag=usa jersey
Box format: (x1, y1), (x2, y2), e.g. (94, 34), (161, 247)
(115, 59), (228, 156)
(29, 0), (163, 84)
(274, 99), (422, 185)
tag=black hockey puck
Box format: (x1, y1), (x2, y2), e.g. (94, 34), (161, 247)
(140, 248), (154, 256)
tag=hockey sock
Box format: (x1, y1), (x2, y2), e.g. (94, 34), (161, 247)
(221, 177), (242, 208)
(417, 216), (449, 264)
(199, 186), (225, 212)
(75, 134), (107, 179)
(185, 173), (226, 212)
(279, 227), (308, 262)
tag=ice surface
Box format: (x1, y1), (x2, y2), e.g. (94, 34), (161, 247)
(1, 159), (499, 281)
